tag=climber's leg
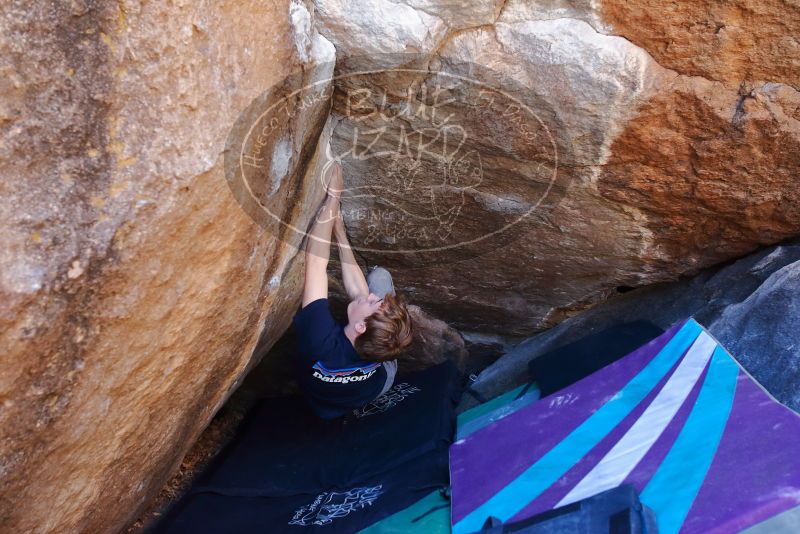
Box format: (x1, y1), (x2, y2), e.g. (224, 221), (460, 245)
(368, 266), (398, 397)
(377, 359), (398, 397)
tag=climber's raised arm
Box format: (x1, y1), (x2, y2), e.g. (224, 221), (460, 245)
(334, 214), (369, 301)
(302, 162), (342, 308)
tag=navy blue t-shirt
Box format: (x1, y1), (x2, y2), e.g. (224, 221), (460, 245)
(293, 297), (387, 419)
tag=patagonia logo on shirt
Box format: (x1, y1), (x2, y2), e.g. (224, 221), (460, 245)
(312, 361), (380, 384)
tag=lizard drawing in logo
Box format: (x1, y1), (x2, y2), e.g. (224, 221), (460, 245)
(383, 148), (484, 242)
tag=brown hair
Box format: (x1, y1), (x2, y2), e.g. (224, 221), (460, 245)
(354, 292), (413, 361)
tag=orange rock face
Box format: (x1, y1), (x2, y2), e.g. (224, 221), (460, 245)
(599, 77), (800, 267)
(600, 0), (800, 87)
(0, 0), (333, 532)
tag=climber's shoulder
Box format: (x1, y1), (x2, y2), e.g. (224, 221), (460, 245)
(294, 297), (336, 332)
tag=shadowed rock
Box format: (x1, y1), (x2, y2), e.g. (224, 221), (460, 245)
(461, 238), (800, 412)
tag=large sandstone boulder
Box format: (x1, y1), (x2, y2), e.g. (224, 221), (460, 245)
(0, 1), (334, 532)
(311, 0), (800, 336)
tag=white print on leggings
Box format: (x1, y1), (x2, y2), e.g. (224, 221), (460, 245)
(288, 485), (384, 526)
(352, 383), (422, 419)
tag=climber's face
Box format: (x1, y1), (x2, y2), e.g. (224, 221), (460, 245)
(346, 292), (383, 335)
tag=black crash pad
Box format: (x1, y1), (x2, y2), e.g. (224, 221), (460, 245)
(528, 321), (664, 397)
(148, 361), (461, 533)
(152, 446), (450, 534)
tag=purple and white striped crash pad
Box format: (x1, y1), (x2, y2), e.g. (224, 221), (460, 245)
(450, 318), (800, 534)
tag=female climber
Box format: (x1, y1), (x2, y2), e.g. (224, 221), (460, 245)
(292, 159), (414, 419)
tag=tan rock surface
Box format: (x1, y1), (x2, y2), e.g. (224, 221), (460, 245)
(312, 0), (800, 335)
(0, 0), (333, 532)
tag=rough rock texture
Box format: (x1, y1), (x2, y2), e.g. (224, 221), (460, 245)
(461, 237), (800, 412)
(598, 0), (800, 87)
(312, 0), (800, 335)
(0, 1), (334, 532)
